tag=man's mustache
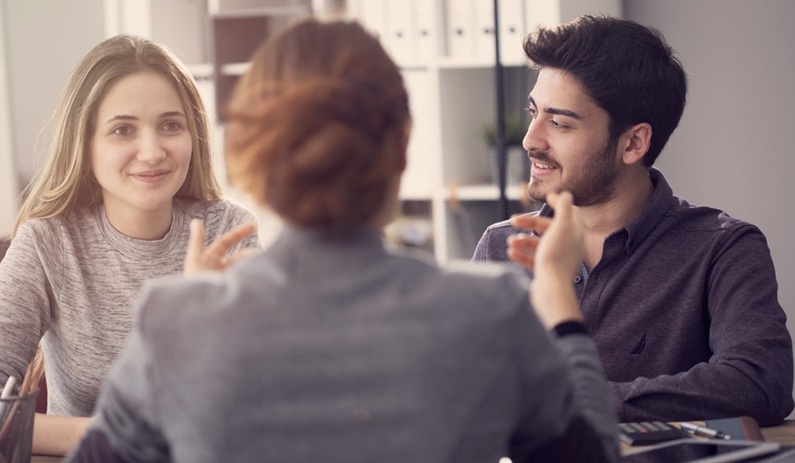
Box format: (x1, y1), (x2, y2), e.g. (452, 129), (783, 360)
(528, 150), (557, 167)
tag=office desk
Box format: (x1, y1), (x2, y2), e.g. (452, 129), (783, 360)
(32, 457), (62, 463)
(29, 421), (795, 462)
(617, 420), (795, 457)
(762, 419), (795, 446)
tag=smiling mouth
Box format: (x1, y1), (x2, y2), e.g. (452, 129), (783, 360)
(131, 171), (170, 182)
(530, 158), (558, 170)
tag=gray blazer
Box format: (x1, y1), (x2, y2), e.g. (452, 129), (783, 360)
(68, 227), (618, 463)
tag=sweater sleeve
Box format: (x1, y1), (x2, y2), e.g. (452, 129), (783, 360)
(517, 334), (620, 463)
(610, 225), (794, 426)
(472, 221), (512, 263)
(0, 222), (56, 382)
(509, 299), (619, 463)
(66, 306), (170, 463)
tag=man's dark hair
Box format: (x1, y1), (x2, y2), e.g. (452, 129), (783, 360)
(524, 15), (687, 166)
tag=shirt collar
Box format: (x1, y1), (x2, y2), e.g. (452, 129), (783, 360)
(536, 168), (676, 253)
(268, 224), (386, 261)
(623, 168), (676, 252)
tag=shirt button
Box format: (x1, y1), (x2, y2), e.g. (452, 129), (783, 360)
(574, 275), (582, 284)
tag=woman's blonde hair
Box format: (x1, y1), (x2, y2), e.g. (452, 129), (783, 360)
(13, 34), (222, 236)
(224, 19), (410, 228)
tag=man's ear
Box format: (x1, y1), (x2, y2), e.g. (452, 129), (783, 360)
(619, 122), (652, 166)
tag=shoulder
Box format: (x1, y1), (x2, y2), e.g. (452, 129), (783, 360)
(174, 197), (259, 244)
(383, 243), (530, 307)
(648, 198), (773, 267)
(667, 197), (765, 240)
(134, 272), (230, 335)
(483, 217), (519, 236)
(423, 254), (531, 314)
(14, 209), (95, 248)
(447, 259), (529, 293)
(473, 215), (533, 262)
(6, 212), (99, 282)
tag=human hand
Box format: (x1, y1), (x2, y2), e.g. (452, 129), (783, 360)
(508, 191), (584, 281)
(508, 191), (585, 328)
(184, 219), (258, 275)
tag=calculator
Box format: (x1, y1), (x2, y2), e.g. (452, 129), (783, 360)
(618, 421), (690, 445)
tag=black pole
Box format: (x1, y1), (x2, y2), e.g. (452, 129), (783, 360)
(492, 0), (508, 220)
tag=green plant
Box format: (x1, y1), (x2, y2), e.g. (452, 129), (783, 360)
(481, 113), (526, 147)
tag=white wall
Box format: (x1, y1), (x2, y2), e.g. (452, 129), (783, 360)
(0, 1), (18, 236)
(625, 0), (795, 380)
(2, 0), (105, 194)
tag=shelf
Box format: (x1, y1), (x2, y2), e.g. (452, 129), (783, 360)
(220, 62), (251, 76)
(210, 5), (310, 121)
(211, 5), (307, 19)
(436, 57), (526, 69)
(440, 183), (529, 202)
(398, 192), (434, 201)
(187, 63), (214, 81)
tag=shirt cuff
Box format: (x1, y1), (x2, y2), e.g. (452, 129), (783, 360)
(553, 320), (587, 338)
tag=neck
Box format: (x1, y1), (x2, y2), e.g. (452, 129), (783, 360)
(578, 167), (653, 269)
(104, 203), (174, 240)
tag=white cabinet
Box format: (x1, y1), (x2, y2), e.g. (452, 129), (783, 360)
(349, 0), (621, 262)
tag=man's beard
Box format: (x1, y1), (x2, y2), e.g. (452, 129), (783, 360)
(527, 137), (619, 207)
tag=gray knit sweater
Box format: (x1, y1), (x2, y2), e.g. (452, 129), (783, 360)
(0, 198), (259, 416)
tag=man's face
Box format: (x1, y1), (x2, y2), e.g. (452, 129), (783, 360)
(524, 68), (620, 207)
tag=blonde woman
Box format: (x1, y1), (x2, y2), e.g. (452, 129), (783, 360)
(66, 20), (618, 463)
(0, 35), (259, 455)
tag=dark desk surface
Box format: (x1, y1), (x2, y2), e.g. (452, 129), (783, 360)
(31, 420), (795, 462)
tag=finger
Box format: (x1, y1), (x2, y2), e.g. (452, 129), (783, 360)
(508, 235), (539, 260)
(508, 245), (537, 269)
(507, 233), (540, 252)
(510, 214), (552, 233)
(203, 222), (257, 263)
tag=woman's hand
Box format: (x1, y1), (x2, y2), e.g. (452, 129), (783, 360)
(184, 220), (258, 275)
(508, 191), (585, 329)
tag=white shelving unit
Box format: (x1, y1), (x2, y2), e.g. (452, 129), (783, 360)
(348, 0), (621, 262)
(102, 0), (621, 260)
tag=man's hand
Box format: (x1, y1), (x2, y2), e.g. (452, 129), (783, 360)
(184, 220), (258, 275)
(508, 191), (585, 328)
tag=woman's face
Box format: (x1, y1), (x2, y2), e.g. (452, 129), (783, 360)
(90, 71), (192, 226)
